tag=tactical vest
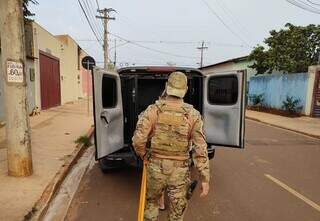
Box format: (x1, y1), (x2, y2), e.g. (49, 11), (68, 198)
(150, 100), (192, 158)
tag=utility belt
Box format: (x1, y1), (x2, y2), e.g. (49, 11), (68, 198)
(148, 156), (191, 168)
(149, 149), (190, 161)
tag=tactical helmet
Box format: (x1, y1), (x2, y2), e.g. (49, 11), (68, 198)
(166, 72), (188, 98)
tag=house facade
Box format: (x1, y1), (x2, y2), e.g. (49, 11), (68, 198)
(200, 56), (257, 82)
(0, 21), (92, 122)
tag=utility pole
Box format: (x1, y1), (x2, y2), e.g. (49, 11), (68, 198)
(197, 41), (208, 68)
(0, 0), (33, 176)
(96, 8), (115, 69)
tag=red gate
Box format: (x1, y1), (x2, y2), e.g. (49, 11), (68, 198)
(39, 51), (61, 110)
(311, 69), (320, 117)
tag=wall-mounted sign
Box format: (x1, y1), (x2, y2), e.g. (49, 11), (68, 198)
(7, 60), (24, 83)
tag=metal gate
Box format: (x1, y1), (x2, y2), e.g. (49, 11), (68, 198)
(39, 51), (61, 110)
(311, 70), (320, 117)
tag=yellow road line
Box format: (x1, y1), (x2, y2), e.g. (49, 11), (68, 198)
(264, 174), (320, 212)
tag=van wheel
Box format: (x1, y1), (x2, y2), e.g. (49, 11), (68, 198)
(99, 158), (126, 173)
(208, 149), (215, 160)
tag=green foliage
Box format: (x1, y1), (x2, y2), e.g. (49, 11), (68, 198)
(282, 96), (302, 113)
(250, 93), (264, 106)
(23, 0), (38, 18)
(75, 135), (92, 148)
(249, 23), (320, 74)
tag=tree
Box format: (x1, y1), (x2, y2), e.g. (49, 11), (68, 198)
(249, 23), (320, 74)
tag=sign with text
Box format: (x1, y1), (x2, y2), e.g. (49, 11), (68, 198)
(7, 60), (24, 83)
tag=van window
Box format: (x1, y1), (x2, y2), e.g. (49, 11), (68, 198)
(208, 75), (238, 105)
(102, 75), (117, 108)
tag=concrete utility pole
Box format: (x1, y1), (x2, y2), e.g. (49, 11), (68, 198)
(0, 0), (33, 176)
(197, 41), (208, 68)
(96, 8), (116, 69)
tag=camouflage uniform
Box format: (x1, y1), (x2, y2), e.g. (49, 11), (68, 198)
(132, 72), (210, 221)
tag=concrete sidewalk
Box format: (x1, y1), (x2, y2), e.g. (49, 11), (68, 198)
(246, 110), (320, 138)
(0, 100), (93, 221)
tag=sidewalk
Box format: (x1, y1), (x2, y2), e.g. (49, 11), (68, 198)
(0, 100), (93, 221)
(246, 110), (320, 138)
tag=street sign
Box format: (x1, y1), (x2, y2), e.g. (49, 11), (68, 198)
(7, 60), (24, 83)
(81, 56), (96, 71)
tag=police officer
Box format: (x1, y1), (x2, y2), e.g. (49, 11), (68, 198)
(132, 71), (210, 221)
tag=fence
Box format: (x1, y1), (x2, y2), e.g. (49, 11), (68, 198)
(248, 72), (311, 114)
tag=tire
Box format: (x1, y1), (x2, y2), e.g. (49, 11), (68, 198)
(99, 158), (126, 173)
(208, 149), (215, 160)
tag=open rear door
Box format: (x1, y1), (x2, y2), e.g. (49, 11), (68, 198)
(203, 70), (246, 148)
(93, 67), (124, 159)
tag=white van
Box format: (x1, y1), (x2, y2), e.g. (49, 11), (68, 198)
(92, 66), (246, 172)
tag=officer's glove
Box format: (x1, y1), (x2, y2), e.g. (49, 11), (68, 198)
(200, 182), (209, 197)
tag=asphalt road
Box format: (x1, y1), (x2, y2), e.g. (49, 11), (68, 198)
(65, 120), (320, 221)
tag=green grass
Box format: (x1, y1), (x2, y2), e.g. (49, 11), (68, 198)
(75, 135), (92, 148)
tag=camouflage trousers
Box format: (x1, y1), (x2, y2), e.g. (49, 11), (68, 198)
(144, 157), (191, 221)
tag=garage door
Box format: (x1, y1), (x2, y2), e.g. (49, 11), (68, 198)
(39, 52), (61, 110)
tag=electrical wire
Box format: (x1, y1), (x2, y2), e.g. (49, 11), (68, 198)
(108, 32), (198, 59)
(109, 41), (130, 51)
(214, 0), (252, 42)
(95, 0), (100, 9)
(96, 61), (196, 67)
(200, 0), (250, 47)
(307, 0), (320, 5)
(82, 0), (103, 40)
(286, 0), (320, 14)
(74, 38), (249, 48)
(296, 0), (320, 9)
(78, 0), (103, 46)
(87, 0), (104, 36)
(83, 0), (103, 41)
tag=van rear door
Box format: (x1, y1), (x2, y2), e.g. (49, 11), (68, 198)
(93, 67), (124, 159)
(203, 71), (246, 148)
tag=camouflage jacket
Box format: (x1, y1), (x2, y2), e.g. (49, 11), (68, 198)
(132, 98), (210, 183)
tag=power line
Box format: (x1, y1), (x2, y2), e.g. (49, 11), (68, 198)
(77, 0), (102, 46)
(95, 0), (100, 9)
(96, 61), (197, 67)
(75, 38), (250, 48)
(286, 0), (320, 14)
(87, 0), (104, 35)
(213, 0), (252, 41)
(108, 32), (198, 59)
(83, 0), (103, 41)
(296, 0), (320, 9)
(94, 0), (105, 33)
(200, 0), (250, 47)
(307, 0), (320, 5)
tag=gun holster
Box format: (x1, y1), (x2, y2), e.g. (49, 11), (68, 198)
(186, 180), (198, 200)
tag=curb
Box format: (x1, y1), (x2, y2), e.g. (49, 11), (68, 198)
(29, 126), (95, 221)
(246, 116), (320, 140)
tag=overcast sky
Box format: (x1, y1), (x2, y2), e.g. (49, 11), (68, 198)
(30, 0), (319, 68)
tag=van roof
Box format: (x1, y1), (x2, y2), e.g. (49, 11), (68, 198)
(118, 66), (203, 75)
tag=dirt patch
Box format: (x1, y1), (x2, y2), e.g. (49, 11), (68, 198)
(247, 106), (302, 118)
